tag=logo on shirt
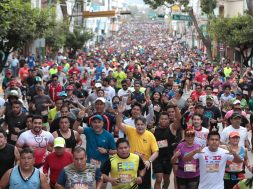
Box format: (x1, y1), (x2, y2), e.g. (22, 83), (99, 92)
(118, 162), (135, 171)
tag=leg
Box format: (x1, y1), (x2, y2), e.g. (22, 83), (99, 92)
(139, 168), (151, 189)
(154, 173), (163, 189)
(176, 177), (187, 189)
(162, 174), (170, 189)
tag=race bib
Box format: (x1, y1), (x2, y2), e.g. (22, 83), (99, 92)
(206, 163), (219, 172)
(157, 140), (168, 148)
(229, 163), (242, 172)
(184, 163), (196, 172)
(90, 159), (101, 168)
(10, 134), (18, 141)
(119, 174), (132, 183)
(72, 183), (88, 189)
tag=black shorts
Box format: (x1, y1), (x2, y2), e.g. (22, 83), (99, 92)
(152, 159), (172, 175)
(176, 176), (199, 185)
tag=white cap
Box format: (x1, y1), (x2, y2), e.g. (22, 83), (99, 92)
(95, 83), (102, 88)
(8, 90), (18, 97)
(233, 100), (241, 105)
(95, 97), (106, 103)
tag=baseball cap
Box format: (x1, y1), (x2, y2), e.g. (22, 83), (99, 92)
(231, 112), (242, 119)
(195, 103), (204, 109)
(233, 100), (241, 105)
(95, 97), (106, 103)
(66, 85), (74, 90)
(229, 131), (240, 138)
(90, 114), (104, 121)
(95, 83), (102, 88)
(37, 86), (45, 91)
(8, 90), (19, 97)
(54, 137), (65, 148)
(206, 95), (214, 101)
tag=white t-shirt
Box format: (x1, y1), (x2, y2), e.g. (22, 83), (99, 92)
(17, 130), (54, 165)
(193, 147), (234, 189)
(102, 86), (115, 103)
(194, 127), (209, 147)
(221, 125), (248, 147)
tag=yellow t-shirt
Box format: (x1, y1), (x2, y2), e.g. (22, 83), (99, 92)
(125, 126), (159, 161)
(110, 153), (140, 189)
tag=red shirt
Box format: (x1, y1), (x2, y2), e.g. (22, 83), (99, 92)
(43, 151), (73, 185)
(191, 90), (206, 102)
(18, 67), (29, 82)
(68, 67), (80, 75)
(49, 82), (62, 101)
(195, 74), (208, 83)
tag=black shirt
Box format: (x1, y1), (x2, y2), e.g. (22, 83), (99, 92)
(0, 144), (15, 179)
(154, 125), (182, 161)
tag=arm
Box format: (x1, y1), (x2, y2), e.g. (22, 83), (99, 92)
(0, 169), (11, 188)
(74, 131), (82, 146)
(73, 111), (85, 134)
(115, 113), (127, 134)
(14, 146), (20, 165)
(146, 104), (154, 124)
(96, 179), (103, 189)
(171, 150), (181, 164)
(40, 172), (50, 189)
(183, 148), (202, 162)
(55, 183), (64, 189)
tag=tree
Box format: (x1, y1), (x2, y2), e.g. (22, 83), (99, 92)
(65, 27), (94, 53)
(209, 15), (253, 67)
(0, 0), (54, 73)
(45, 21), (68, 56)
(143, 0), (217, 61)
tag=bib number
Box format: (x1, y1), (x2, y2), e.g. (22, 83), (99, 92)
(184, 163), (196, 172)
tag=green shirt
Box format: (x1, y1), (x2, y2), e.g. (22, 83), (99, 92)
(236, 179), (253, 189)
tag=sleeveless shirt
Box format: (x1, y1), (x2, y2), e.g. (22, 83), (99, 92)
(9, 166), (41, 189)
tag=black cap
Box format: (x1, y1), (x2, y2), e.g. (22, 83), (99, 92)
(231, 112), (242, 119)
(195, 103), (204, 108)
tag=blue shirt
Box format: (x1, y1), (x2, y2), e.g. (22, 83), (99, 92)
(95, 66), (104, 81)
(83, 127), (116, 166)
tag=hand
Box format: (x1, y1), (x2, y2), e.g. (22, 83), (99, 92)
(154, 105), (161, 112)
(97, 147), (108, 154)
(77, 110), (86, 119)
(135, 177), (143, 185)
(144, 160), (151, 169)
(14, 127), (20, 133)
(145, 95), (151, 106)
(117, 102), (125, 114)
(110, 178), (120, 186)
(174, 150), (181, 158)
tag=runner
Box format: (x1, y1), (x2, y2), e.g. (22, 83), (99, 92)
(184, 131), (243, 189)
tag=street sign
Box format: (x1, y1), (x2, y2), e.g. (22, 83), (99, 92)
(172, 14), (191, 21)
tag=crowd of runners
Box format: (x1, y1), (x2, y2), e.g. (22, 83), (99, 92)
(0, 22), (253, 189)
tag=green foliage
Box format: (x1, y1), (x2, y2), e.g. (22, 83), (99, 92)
(65, 27), (94, 51)
(209, 15), (253, 48)
(0, 0), (54, 52)
(200, 0), (217, 15)
(46, 22), (68, 53)
(143, 0), (216, 15)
